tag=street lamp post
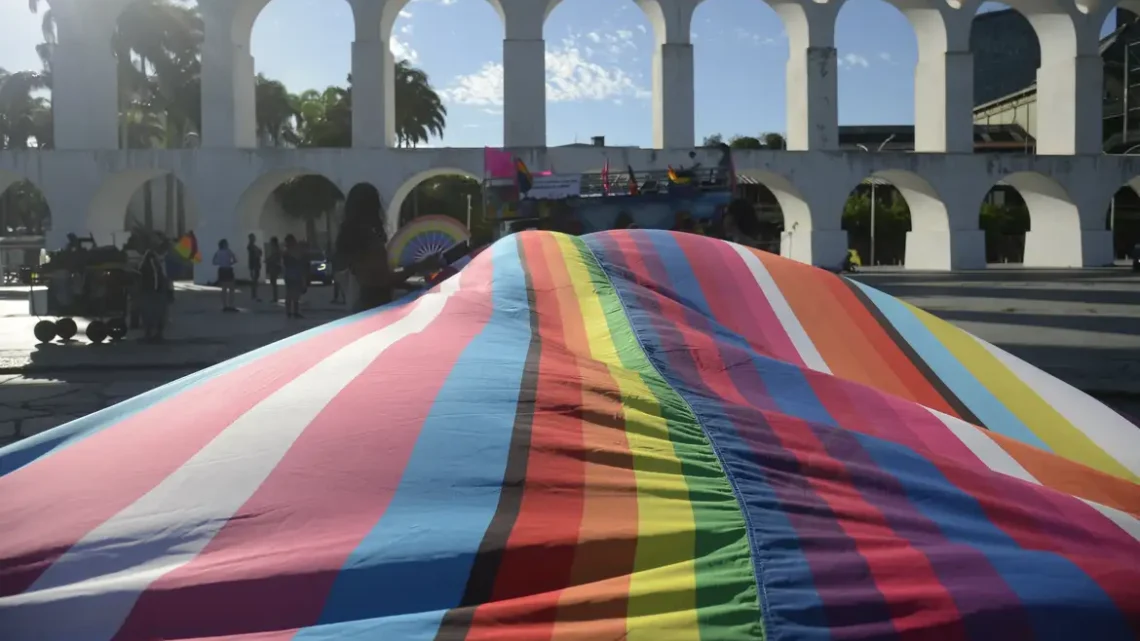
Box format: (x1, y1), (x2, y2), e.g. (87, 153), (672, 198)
(856, 135), (895, 266)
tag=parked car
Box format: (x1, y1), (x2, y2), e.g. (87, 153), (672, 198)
(308, 250), (332, 285)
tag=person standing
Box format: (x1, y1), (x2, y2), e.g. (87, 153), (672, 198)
(137, 240), (171, 342)
(282, 234), (307, 318)
(212, 238), (238, 312)
(335, 184), (439, 313)
(264, 237), (282, 302)
(247, 233), (263, 301)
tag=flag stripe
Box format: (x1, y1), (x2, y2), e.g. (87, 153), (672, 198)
(110, 261), (498, 640)
(0, 278), (466, 641)
(0, 302), (423, 600)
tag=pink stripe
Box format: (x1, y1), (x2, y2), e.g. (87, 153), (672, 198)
(110, 263), (496, 640)
(0, 305), (420, 598)
(672, 234), (804, 366)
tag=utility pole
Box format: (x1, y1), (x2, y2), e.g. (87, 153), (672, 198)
(856, 135), (895, 267)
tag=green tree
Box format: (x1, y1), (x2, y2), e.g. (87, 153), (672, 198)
(729, 135), (763, 149)
(761, 132), (785, 149)
(702, 133), (724, 147)
(256, 74), (302, 146)
(0, 68), (50, 149)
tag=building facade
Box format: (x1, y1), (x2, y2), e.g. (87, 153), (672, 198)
(0, 0), (1131, 278)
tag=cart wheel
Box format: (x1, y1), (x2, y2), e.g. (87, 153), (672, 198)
(86, 320), (108, 344)
(33, 320), (57, 344)
(106, 318), (127, 341)
(56, 317), (78, 341)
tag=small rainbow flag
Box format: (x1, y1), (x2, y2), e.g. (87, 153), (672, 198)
(667, 165), (691, 184)
(174, 231), (201, 263)
(515, 158), (533, 194)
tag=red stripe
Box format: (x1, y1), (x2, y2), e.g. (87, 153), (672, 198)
(464, 233), (587, 641)
(111, 264), (496, 641)
(0, 305), (419, 599)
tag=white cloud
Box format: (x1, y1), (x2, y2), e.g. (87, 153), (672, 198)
(391, 36), (418, 63)
(440, 32), (649, 107)
(840, 53), (869, 68)
(399, 9), (413, 18)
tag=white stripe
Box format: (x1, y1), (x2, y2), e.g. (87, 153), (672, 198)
(729, 243), (831, 374)
(928, 408), (1140, 544)
(0, 277), (463, 641)
(1080, 500), (1140, 544)
(966, 333), (1140, 479)
(927, 408), (1038, 483)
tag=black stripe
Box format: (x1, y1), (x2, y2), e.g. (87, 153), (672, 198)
(434, 236), (542, 641)
(842, 278), (984, 427)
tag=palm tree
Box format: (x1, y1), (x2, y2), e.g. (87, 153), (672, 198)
(394, 61), (446, 148)
(256, 75), (302, 146)
(0, 68), (50, 149)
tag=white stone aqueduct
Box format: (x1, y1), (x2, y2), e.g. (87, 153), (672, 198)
(2, 0), (1140, 281)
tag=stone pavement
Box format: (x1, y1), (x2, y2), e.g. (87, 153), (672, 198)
(3, 269), (1140, 449)
(851, 267), (1140, 397)
(0, 282), (348, 372)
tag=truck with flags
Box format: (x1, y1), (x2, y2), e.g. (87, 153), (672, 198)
(481, 147), (738, 240)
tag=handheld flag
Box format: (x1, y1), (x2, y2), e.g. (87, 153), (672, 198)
(602, 159), (611, 196)
(667, 166), (692, 185)
(515, 157), (533, 194)
(627, 165), (640, 196)
(174, 232), (201, 263)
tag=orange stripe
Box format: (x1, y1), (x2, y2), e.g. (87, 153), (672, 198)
(992, 432), (1140, 516)
(540, 233), (640, 641)
(754, 253), (910, 398)
(819, 275), (959, 414)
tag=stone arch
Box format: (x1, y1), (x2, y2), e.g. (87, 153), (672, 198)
(387, 167), (483, 238)
(736, 169), (812, 232)
(234, 168), (345, 243)
(0, 170), (54, 239)
(87, 169), (198, 245)
(986, 171), (1085, 266)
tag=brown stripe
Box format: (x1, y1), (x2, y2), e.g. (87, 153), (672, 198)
(434, 236), (542, 641)
(841, 278), (984, 427)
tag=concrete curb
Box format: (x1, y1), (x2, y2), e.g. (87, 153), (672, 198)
(0, 362), (216, 376)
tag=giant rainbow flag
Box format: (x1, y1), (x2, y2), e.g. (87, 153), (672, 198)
(1, 230), (1138, 641)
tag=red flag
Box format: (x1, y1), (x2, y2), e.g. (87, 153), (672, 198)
(627, 165), (640, 196)
(602, 159), (611, 196)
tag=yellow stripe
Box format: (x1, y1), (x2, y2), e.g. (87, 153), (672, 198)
(907, 302), (1137, 481)
(553, 234), (701, 640)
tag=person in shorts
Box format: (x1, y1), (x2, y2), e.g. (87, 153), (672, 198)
(282, 234), (307, 319)
(247, 233), (263, 301)
(212, 238), (238, 312)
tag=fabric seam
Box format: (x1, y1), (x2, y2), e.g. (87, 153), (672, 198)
(578, 239), (773, 641)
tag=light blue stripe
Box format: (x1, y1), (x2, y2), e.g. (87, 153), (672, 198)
(0, 290), (431, 477)
(851, 281), (1050, 451)
(294, 237), (532, 641)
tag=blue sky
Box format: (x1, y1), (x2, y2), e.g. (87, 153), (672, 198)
(0, 0), (1120, 148)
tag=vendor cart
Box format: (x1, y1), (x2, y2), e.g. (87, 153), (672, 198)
(29, 247), (134, 344)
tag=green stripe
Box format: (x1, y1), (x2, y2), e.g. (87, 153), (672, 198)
(569, 237), (764, 640)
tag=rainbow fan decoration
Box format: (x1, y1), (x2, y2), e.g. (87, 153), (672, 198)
(387, 215), (471, 269)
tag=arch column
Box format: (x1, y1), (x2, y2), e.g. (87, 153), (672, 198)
(912, 10), (975, 153)
(49, 3), (120, 150)
(496, 0), (560, 147)
(199, 0), (259, 148)
(1032, 14), (1103, 155)
(770, 0), (840, 151)
(637, 0), (701, 149)
(355, 0), (403, 148)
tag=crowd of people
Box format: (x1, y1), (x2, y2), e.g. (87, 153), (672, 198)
(201, 191), (771, 320)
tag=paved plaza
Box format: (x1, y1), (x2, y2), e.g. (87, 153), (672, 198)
(1, 267), (1138, 448)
